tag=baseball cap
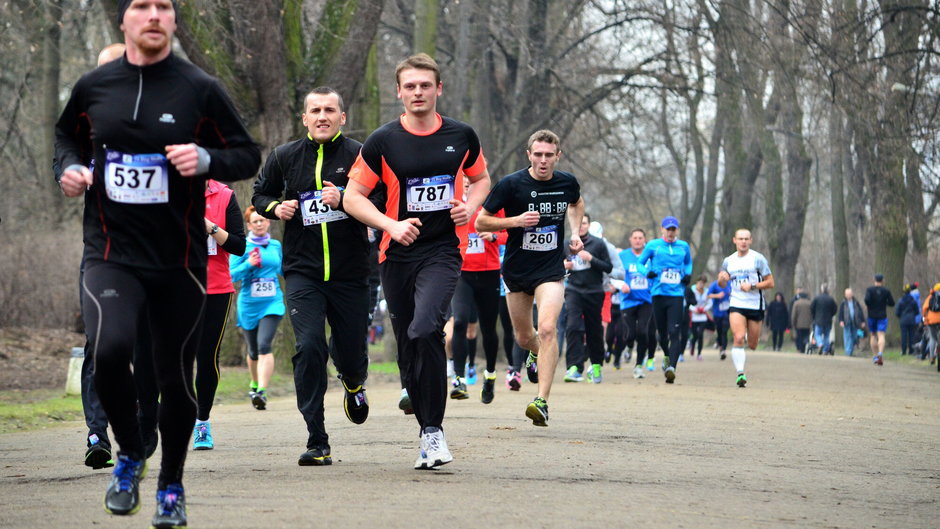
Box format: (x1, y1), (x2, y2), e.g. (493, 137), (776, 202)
(589, 221), (603, 237)
(662, 216), (679, 229)
(874, 273), (884, 282)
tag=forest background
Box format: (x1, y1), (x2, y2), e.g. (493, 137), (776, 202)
(2, 0), (938, 359)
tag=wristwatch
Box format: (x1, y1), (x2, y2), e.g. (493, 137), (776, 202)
(209, 224), (220, 235)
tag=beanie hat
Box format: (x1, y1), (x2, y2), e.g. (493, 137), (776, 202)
(117, 0), (179, 26)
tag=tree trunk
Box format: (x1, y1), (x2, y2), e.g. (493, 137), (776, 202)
(413, 0), (438, 55)
(830, 106), (850, 305)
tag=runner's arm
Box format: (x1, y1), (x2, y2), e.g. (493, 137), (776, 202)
(252, 147), (287, 220)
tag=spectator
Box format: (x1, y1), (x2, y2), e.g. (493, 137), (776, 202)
(838, 288), (866, 356)
(810, 284), (838, 355)
(766, 292), (789, 351)
(896, 284), (920, 356)
(790, 292), (812, 353)
(922, 283), (940, 366)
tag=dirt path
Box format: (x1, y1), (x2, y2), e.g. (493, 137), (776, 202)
(2, 350), (937, 528)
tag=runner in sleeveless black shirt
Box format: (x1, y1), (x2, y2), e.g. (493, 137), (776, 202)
(476, 129), (584, 427)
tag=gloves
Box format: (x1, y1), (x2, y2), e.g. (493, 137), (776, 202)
(681, 274), (691, 285)
(647, 270), (657, 279)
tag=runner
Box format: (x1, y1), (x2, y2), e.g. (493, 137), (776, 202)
(716, 228), (774, 387)
(637, 217), (693, 383)
(687, 275), (711, 360)
(251, 87), (373, 466)
(193, 179), (246, 450)
(864, 273), (895, 366)
(231, 207), (285, 409)
(562, 214), (613, 383)
(475, 129), (584, 426)
(618, 229), (656, 379)
(343, 53), (491, 469)
(54, 0), (261, 525)
(707, 276), (732, 359)
(451, 198), (506, 403)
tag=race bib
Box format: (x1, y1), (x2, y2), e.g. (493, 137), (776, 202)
(299, 189), (348, 226)
(570, 254), (590, 272)
(207, 235), (217, 256)
(406, 175), (455, 212)
(522, 226), (558, 251)
(629, 274), (648, 290)
(466, 233), (485, 254)
(661, 268), (681, 284)
(104, 150), (169, 204)
(250, 277), (276, 298)
(731, 272), (757, 289)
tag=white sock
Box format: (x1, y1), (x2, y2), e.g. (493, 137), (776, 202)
(732, 347), (746, 373)
(447, 359), (455, 378)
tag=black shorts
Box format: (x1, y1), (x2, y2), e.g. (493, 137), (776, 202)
(729, 307), (764, 322)
(503, 275), (565, 296)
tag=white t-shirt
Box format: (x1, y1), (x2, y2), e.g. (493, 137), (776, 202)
(721, 250), (772, 310)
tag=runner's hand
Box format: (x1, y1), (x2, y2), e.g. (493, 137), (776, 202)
(166, 143), (200, 177)
(577, 250), (592, 262)
(620, 283), (631, 294)
(569, 236), (584, 253)
(60, 166), (93, 197)
(647, 270), (658, 279)
(321, 181), (341, 208)
(276, 200), (298, 220)
(449, 199), (469, 225)
(389, 218), (422, 245)
(517, 211), (539, 227)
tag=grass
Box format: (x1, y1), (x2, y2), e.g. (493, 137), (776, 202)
(0, 362), (400, 435)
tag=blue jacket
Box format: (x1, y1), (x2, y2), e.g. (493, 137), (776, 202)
(636, 238), (692, 297)
(618, 249), (652, 309)
(707, 281), (732, 317)
(231, 238), (286, 330)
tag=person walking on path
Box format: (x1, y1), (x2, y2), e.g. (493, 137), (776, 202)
(766, 292), (789, 352)
(896, 284), (920, 356)
(791, 292), (812, 353)
(838, 288), (866, 357)
(810, 284), (838, 355)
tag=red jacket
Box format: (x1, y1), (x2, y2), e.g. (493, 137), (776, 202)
(462, 208), (506, 272)
(205, 180), (236, 294)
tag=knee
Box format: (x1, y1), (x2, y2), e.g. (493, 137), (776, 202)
(514, 326), (536, 346)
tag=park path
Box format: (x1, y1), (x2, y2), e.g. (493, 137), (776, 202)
(1, 349), (938, 528)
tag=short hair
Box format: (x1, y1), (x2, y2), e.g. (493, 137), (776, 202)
(244, 205), (257, 223)
(396, 53), (440, 85)
(583, 212), (591, 223)
(820, 283), (829, 294)
(697, 274), (708, 283)
(526, 129), (561, 152)
(97, 43), (125, 66)
(631, 228), (646, 238)
(303, 86), (345, 113)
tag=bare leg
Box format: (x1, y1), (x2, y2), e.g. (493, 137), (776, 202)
(533, 281), (566, 400)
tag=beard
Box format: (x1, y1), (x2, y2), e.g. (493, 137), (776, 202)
(135, 27), (170, 56)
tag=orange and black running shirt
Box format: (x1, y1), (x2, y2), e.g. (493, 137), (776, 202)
(349, 113), (487, 263)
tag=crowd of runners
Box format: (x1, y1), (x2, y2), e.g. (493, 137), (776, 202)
(63, 2), (930, 528)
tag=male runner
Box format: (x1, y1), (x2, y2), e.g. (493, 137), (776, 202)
(344, 54), (490, 469)
(475, 129), (584, 426)
(562, 214), (613, 383)
(252, 87), (374, 466)
(864, 273), (895, 365)
(55, 0), (260, 525)
(618, 228), (656, 379)
(637, 216), (692, 383)
(707, 276), (732, 360)
(716, 228), (774, 387)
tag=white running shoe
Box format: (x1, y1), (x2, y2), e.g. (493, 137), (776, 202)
(633, 365), (645, 379)
(414, 427), (452, 470)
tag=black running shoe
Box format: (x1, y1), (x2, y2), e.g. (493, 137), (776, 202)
(481, 375), (495, 404)
(298, 447), (333, 466)
(85, 437), (113, 470)
(104, 454), (146, 515)
(525, 397), (549, 427)
(342, 381), (369, 424)
(151, 483), (186, 528)
(524, 351), (539, 383)
(251, 390), (267, 410)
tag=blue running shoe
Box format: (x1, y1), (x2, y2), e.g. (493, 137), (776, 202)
(466, 364), (478, 385)
(104, 454), (146, 515)
(151, 483), (186, 528)
(192, 422), (213, 450)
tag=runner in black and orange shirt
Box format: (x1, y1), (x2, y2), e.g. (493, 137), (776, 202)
(344, 53), (491, 470)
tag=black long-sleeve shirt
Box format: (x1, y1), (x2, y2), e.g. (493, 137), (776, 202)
(566, 234), (612, 293)
(864, 286), (895, 319)
(54, 53), (260, 271)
